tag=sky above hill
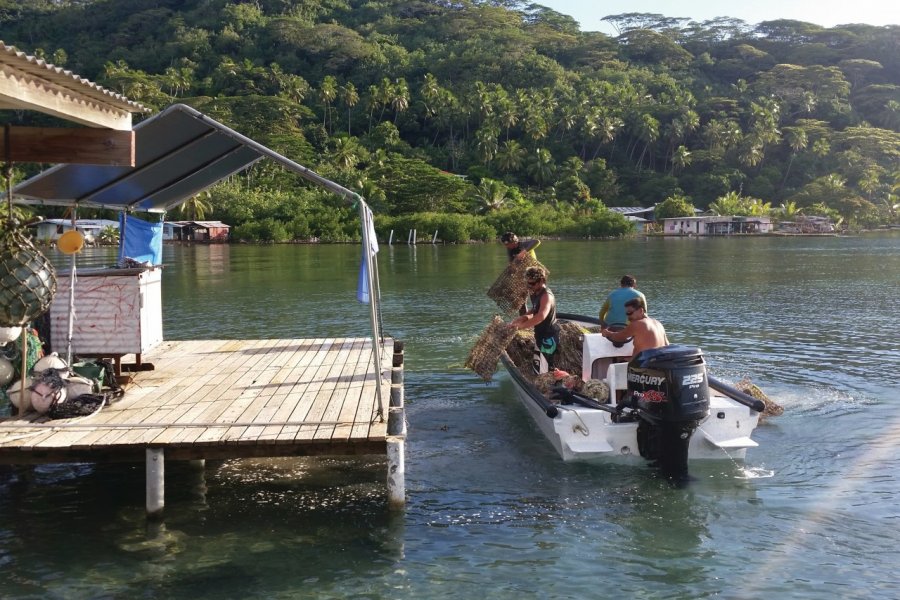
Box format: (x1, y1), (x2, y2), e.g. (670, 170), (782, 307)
(538, 0), (899, 35)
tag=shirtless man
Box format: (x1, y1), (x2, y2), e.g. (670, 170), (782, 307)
(599, 297), (668, 358)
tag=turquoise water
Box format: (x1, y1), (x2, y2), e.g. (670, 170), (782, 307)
(2, 234), (899, 598)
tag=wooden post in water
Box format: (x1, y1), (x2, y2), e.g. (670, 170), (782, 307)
(388, 229), (394, 245)
(431, 230), (438, 244)
(387, 341), (406, 509)
(146, 448), (165, 517)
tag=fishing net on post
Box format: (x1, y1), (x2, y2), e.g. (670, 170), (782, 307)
(465, 315), (517, 381)
(487, 254), (548, 316)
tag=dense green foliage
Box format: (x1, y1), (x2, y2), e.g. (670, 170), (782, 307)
(2, 1), (898, 240)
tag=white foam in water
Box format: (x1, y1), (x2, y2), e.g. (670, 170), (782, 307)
(736, 466), (775, 479)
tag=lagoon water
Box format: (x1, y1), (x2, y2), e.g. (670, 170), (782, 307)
(2, 234), (899, 599)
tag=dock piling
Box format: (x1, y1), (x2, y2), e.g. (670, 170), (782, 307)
(146, 448), (165, 517)
(387, 341), (406, 508)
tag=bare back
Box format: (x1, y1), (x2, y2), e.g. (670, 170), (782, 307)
(626, 316), (669, 358)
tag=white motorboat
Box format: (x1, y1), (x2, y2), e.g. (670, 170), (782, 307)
(500, 313), (762, 479)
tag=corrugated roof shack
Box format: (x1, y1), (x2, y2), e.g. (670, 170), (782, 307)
(173, 220), (230, 242)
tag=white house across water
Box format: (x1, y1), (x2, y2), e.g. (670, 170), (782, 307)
(661, 215), (773, 235)
(32, 218), (119, 244)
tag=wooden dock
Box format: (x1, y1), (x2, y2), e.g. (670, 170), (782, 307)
(0, 337), (406, 514)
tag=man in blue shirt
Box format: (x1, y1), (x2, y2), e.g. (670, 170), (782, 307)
(599, 275), (647, 330)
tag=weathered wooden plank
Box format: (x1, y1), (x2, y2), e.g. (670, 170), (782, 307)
(0, 126), (135, 165)
(296, 338), (357, 442)
(276, 342), (340, 443)
(315, 338), (369, 441)
(254, 339), (329, 443)
(192, 338), (284, 444)
(337, 345), (377, 441)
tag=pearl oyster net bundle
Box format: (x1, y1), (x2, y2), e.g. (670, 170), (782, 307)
(486, 253), (547, 316)
(0, 225), (57, 327)
(465, 315), (518, 381)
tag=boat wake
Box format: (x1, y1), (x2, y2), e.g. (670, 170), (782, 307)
(735, 466), (775, 479)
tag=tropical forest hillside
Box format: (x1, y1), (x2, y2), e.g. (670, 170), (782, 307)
(1, 0), (898, 241)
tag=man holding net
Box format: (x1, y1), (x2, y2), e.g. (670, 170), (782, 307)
(507, 266), (560, 373)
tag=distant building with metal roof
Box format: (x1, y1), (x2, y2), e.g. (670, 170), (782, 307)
(31, 218), (119, 243)
(164, 220), (230, 242)
(662, 216), (773, 235)
(608, 206), (656, 220)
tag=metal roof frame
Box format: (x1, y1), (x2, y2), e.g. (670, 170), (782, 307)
(8, 103), (385, 418)
(10, 103), (362, 213)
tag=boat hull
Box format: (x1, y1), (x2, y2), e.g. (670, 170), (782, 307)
(500, 337), (759, 463)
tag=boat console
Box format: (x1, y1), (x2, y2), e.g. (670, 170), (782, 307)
(581, 333), (632, 381)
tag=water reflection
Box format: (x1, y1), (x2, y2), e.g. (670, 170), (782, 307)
(14, 234), (899, 598)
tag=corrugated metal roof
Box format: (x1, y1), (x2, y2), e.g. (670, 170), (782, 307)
(10, 103), (363, 213)
(0, 41), (146, 114)
(608, 206), (654, 215)
(182, 221), (230, 228)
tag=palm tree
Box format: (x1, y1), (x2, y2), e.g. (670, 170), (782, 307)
(420, 73), (440, 114)
(366, 83), (381, 132)
(633, 113), (660, 171)
(472, 179), (510, 213)
(475, 125), (499, 164)
(594, 114), (623, 159)
(497, 95), (518, 141)
(279, 73), (309, 104)
(179, 191), (213, 221)
(744, 198), (772, 216)
(495, 140), (526, 173)
(526, 148), (556, 186)
(781, 126), (808, 188)
(779, 200), (803, 219)
(340, 81), (359, 136)
(708, 191), (743, 216)
(98, 225), (119, 245)
(319, 75), (338, 133)
(670, 145), (692, 175)
(330, 137), (364, 170)
(560, 156), (584, 180)
(390, 78), (409, 124)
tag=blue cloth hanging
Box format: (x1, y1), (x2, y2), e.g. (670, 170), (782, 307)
(356, 206), (379, 304)
(118, 213), (163, 265)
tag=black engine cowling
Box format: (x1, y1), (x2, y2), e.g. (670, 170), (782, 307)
(626, 345), (710, 481)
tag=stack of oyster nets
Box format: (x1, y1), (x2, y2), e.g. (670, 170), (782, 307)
(466, 317), (609, 404)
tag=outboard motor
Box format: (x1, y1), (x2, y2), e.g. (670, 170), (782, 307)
(626, 345), (710, 482)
